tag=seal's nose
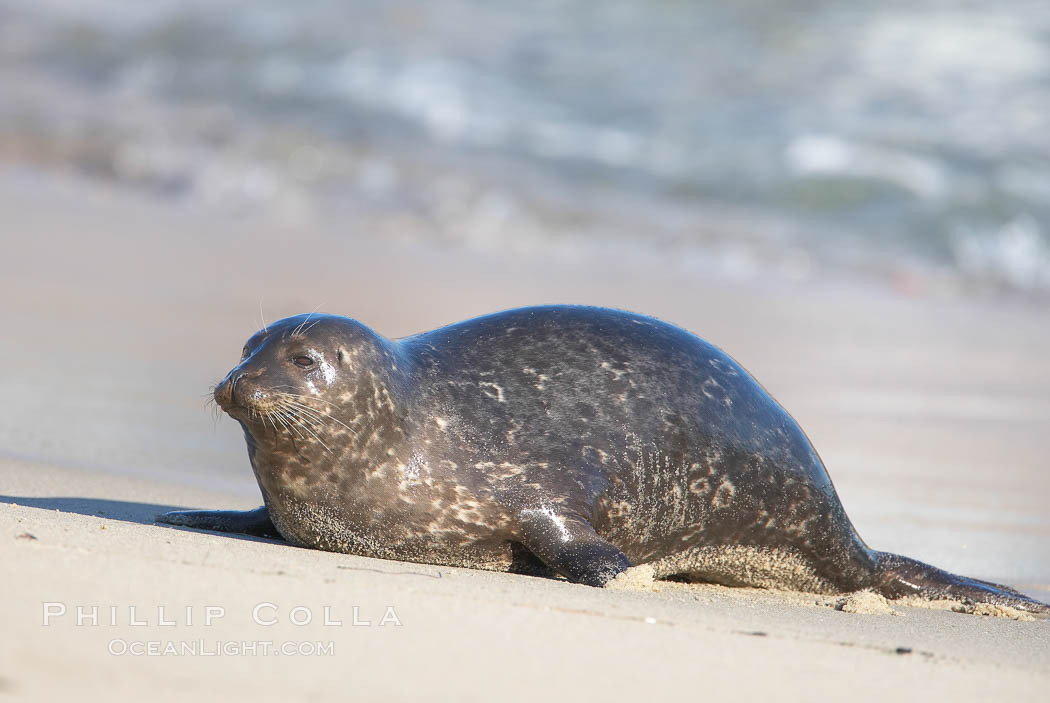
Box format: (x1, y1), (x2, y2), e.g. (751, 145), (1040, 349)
(215, 366), (263, 411)
(213, 370), (240, 409)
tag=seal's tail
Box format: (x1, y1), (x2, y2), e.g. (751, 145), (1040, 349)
(873, 551), (1050, 616)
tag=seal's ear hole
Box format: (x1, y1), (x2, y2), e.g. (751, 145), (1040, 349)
(337, 349), (346, 364)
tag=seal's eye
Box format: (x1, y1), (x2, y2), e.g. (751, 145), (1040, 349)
(241, 346), (249, 361)
(293, 355), (315, 369)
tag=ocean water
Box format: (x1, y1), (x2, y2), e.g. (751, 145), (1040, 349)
(2, 0), (1050, 294)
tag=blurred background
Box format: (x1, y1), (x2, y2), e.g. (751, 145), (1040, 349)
(2, 0), (1050, 295)
(1, 0), (1048, 594)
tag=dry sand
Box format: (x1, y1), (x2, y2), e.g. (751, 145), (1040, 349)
(1, 165), (1049, 701)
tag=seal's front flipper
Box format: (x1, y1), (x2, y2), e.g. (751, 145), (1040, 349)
(156, 506), (281, 539)
(874, 551), (1050, 616)
(516, 510), (631, 587)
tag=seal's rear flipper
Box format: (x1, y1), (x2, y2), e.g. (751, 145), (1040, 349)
(874, 551), (1050, 616)
(156, 506), (281, 539)
(516, 510), (631, 587)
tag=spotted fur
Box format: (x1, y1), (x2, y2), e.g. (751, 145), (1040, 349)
(157, 306), (1049, 613)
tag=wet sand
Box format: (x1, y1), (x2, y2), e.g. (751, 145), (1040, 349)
(1, 164), (1048, 700)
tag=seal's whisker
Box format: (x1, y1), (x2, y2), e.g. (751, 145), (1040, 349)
(203, 390), (223, 424)
(268, 411), (284, 436)
(273, 393), (360, 436)
(291, 304), (324, 338)
(279, 403), (332, 429)
(269, 389), (312, 406)
(271, 390), (316, 404)
(275, 397), (326, 421)
(283, 411), (333, 453)
(288, 404), (359, 438)
(272, 392), (337, 417)
(284, 406), (324, 432)
(279, 415), (305, 443)
(281, 408), (317, 440)
(259, 388), (334, 428)
(274, 409), (307, 441)
(272, 411), (298, 441)
(270, 394), (323, 415)
(203, 395), (222, 424)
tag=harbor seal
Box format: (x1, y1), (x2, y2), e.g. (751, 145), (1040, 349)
(158, 305), (1049, 614)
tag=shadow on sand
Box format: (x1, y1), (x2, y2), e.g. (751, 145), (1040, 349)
(0, 495), (282, 545)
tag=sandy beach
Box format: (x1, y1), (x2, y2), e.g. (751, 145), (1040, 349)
(2, 165), (1049, 701)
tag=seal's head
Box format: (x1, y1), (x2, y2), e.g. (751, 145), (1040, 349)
(212, 314), (392, 443)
